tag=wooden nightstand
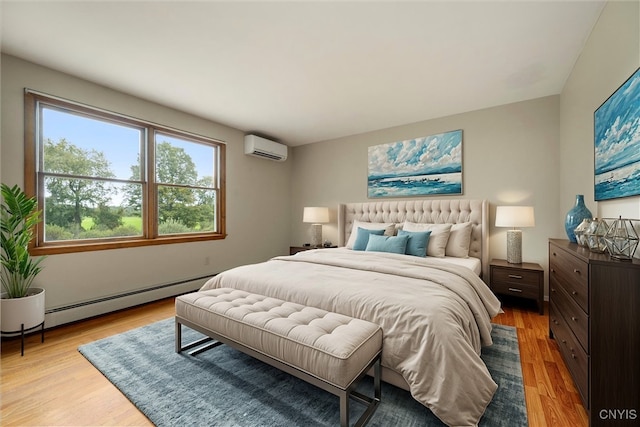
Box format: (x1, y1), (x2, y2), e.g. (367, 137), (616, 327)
(490, 259), (544, 315)
(289, 246), (337, 255)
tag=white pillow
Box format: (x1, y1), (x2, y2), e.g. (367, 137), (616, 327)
(446, 222), (473, 258)
(345, 220), (396, 249)
(402, 222), (452, 257)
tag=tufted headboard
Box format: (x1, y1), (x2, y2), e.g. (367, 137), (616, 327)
(338, 199), (489, 278)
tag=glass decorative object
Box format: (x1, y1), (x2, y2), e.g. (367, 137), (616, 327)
(604, 216), (639, 260)
(565, 195), (593, 243)
(584, 218), (609, 253)
(573, 218), (592, 247)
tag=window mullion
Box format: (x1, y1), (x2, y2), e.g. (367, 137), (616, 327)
(145, 128), (157, 238)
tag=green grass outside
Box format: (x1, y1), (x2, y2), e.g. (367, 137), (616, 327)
(81, 216), (142, 231)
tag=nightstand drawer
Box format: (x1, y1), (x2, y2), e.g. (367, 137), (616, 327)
(290, 246), (312, 255)
(491, 267), (541, 286)
(491, 279), (539, 299)
(491, 266), (541, 299)
(290, 246), (337, 255)
(489, 260), (544, 315)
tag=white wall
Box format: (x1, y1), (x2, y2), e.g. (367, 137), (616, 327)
(291, 96), (560, 282)
(0, 55), (292, 326)
(559, 0), (640, 223)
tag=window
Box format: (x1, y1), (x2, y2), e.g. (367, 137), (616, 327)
(24, 91), (226, 255)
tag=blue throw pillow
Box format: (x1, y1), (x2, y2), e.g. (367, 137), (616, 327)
(353, 227), (386, 251)
(365, 234), (409, 254)
(398, 229), (431, 257)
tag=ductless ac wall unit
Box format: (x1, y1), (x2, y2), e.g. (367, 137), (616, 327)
(244, 134), (288, 162)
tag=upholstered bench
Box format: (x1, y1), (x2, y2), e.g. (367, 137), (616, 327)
(175, 287), (382, 427)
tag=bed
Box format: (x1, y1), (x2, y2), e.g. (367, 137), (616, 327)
(200, 199), (502, 426)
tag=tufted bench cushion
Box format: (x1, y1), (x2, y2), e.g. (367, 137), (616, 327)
(175, 287), (382, 426)
(175, 287), (382, 388)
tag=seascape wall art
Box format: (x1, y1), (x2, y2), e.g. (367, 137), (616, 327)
(368, 130), (462, 198)
(594, 67), (640, 201)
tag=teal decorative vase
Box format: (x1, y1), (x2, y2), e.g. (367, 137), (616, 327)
(565, 195), (592, 243)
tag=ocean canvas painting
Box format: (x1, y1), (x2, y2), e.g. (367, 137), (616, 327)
(368, 130), (462, 198)
(594, 67), (640, 201)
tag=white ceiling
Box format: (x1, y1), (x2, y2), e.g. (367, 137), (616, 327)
(1, 1), (605, 146)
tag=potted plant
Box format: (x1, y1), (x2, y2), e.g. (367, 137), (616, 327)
(1, 183), (46, 341)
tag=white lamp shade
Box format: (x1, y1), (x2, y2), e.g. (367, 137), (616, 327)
(303, 207), (329, 224)
(495, 206), (535, 228)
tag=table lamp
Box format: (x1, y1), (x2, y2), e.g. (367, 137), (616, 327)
(495, 206), (535, 264)
(303, 207), (329, 247)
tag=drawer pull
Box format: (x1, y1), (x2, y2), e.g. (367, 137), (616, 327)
(571, 354), (577, 359)
(573, 269), (580, 274)
(572, 291), (577, 295)
(508, 288), (523, 293)
(561, 339), (566, 344)
(508, 274), (523, 279)
(571, 316), (577, 321)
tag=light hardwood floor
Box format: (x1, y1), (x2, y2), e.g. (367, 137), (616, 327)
(1, 297), (588, 426)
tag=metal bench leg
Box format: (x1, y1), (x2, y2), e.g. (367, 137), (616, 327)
(175, 320), (182, 353)
(349, 357), (381, 427)
(374, 358), (381, 401)
(175, 318), (221, 355)
(340, 390), (350, 427)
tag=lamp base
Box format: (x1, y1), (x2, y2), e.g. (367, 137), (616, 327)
(310, 224), (322, 247)
(506, 229), (522, 264)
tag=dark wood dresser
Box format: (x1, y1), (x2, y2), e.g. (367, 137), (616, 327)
(549, 239), (640, 425)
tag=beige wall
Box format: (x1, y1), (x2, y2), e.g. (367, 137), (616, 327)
(1, 0), (638, 322)
(291, 0), (640, 298)
(560, 0), (640, 222)
(291, 96), (560, 275)
(0, 54), (292, 326)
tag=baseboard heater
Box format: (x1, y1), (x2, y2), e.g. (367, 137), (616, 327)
(44, 274), (215, 328)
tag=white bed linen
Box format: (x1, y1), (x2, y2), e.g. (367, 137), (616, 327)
(200, 248), (502, 426)
(440, 255), (482, 275)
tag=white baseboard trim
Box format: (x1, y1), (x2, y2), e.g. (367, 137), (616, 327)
(44, 275), (212, 329)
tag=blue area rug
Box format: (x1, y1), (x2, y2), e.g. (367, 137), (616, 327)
(79, 319), (527, 426)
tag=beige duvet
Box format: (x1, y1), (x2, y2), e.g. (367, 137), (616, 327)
(200, 248), (502, 426)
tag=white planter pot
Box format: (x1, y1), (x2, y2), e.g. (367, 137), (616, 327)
(1, 288), (46, 333)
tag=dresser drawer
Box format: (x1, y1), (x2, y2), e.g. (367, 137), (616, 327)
(550, 275), (588, 352)
(549, 247), (589, 313)
(550, 300), (589, 406)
